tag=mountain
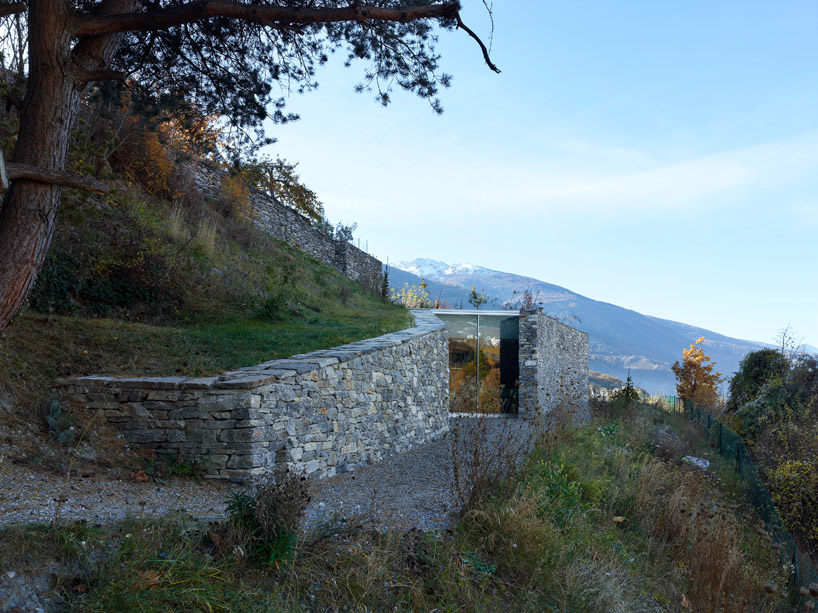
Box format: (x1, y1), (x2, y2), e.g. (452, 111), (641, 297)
(391, 258), (768, 394)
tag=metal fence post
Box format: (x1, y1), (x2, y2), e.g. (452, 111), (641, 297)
(736, 441), (742, 476)
(718, 421), (723, 455)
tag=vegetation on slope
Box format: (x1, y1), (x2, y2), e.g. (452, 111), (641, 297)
(0, 179), (409, 423)
(0, 92), (409, 471)
(669, 334), (818, 566)
(3, 400), (811, 611)
(723, 346), (818, 562)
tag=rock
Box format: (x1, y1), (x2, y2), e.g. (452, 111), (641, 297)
(0, 394), (13, 413)
(682, 456), (710, 470)
(74, 443), (98, 461)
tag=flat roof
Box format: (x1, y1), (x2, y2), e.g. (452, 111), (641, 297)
(428, 309), (520, 317)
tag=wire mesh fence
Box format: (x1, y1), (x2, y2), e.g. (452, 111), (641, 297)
(662, 396), (818, 608)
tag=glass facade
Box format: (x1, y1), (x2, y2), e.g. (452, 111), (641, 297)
(433, 311), (519, 413)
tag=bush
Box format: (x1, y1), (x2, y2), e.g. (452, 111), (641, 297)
(224, 470), (309, 566)
(28, 250), (80, 316)
(113, 131), (176, 198)
(218, 174), (252, 220)
(769, 460), (818, 545)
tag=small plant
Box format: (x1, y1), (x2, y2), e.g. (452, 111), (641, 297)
(339, 284), (352, 307)
(461, 551), (496, 576)
(193, 214), (218, 255)
(468, 286), (488, 309)
(133, 450), (203, 483)
(223, 469), (309, 566)
(380, 263), (390, 299)
(611, 372), (639, 417)
(218, 174), (252, 220)
(166, 203), (189, 243)
(45, 398), (75, 445)
(390, 279), (432, 308)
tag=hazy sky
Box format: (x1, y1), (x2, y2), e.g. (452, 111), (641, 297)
(263, 0), (818, 348)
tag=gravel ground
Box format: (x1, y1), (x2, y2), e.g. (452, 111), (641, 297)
(0, 466), (238, 527)
(303, 415), (537, 533)
(0, 416), (537, 532)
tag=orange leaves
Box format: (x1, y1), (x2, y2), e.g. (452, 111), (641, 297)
(130, 469), (149, 483)
(672, 337), (724, 412)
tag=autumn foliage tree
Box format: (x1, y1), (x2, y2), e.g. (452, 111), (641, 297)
(671, 337), (724, 413)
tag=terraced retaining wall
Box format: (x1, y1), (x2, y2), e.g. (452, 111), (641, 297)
(192, 161), (383, 294)
(58, 311), (448, 482)
(518, 308), (590, 420)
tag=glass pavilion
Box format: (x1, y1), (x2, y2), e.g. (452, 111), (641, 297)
(431, 310), (520, 413)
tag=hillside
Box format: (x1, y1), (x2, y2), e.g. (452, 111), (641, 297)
(0, 169), (409, 478)
(391, 258), (768, 393)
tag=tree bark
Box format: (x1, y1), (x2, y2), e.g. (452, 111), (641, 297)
(0, 0), (78, 331)
(5, 162), (110, 193)
(0, 0), (133, 332)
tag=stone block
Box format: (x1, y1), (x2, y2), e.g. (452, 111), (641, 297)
(202, 419), (235, 429)
(231, 408), (261, 420)
(214, 374), (277, 389)
(227, 455), (264, 469)
(208, 455), (230, 469)
(146, 390), (181, 401)
(220, 428), (264, 443)
(180, 377), (219, 390)
(122, 403), (148, 418)
(115, 377), (188, 390)
(125, 430), (167, 444)
(167, 430), (187, 443)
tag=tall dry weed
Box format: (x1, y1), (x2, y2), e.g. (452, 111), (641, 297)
(194, 215), (218, 255)
(633, 456), (787, 612)
(462, 488), (558, 581)
(451, 414), (545, 515)
(167, 203), (188, 243)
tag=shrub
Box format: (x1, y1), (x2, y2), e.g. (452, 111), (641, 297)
(45, 398), (75, 445)
(113, 130), (176, 198)
(218, 174), (252, 220)
(390, 280), (431, 308)
(28, 250), (80, 316)
(224, 470), (309, 566)
(768, 460), (818, 545)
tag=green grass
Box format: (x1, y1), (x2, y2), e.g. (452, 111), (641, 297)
(2, 401), (801, 612)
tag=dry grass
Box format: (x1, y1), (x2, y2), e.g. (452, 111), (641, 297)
(193, 213), (218, 255)
(166, 202), (188, 243)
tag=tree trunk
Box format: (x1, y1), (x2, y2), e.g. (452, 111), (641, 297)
(0, 0), (77, 332)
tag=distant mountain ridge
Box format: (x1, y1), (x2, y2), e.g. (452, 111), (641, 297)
(391, 258), (769, 393)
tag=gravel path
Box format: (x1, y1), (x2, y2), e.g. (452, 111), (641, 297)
(0, 466), (238, 527)
(0, 416), (537, 532)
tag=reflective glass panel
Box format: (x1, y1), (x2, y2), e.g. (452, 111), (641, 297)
(478, 315), (519, 413)
(435, 314), (478, 412)
(435, 312), (519, 413)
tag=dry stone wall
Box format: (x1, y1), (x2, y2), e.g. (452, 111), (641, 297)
(57, 311), (449, 482)
(518, 308), (589, 420)
(192, 161), (383, 294)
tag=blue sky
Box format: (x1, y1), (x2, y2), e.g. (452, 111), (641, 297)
(263, 0), (818, 349)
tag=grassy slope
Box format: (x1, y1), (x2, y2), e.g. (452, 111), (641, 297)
(1, 401), (806, 612)
(0, 180), (409, 422)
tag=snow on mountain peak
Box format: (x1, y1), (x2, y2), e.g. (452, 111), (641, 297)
(394, 258), (501, 281)
(393, 258), (450, 279)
